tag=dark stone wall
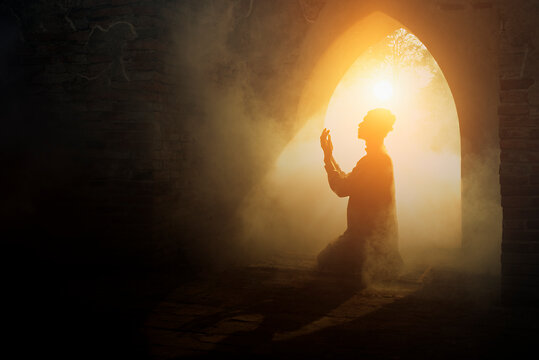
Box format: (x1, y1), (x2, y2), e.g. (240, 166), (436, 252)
(499, 0), (539, 304)
(0, 0), (538, 304)
(159, 0), (312, 268)
(2, 0), (172, 270)
(0, 0), (312, 273)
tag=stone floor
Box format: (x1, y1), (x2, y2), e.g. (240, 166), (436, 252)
(6, 247), (538, 359)
(141, 253), (539, 359)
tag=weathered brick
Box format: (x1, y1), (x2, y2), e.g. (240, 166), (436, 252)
(503, 241), (539, 253)
(500, 150), (539, 162)
(110, 80), (171, 93)
(499, 128), (534, 138)
(502, 262), (539, 276)
(439, 3), (466, 10)
(86, 54), (114, 63)
(500, 163), (530, 174)
(500, 90), (529, 103)
(498, 104), (530, 115)
(500, 78), (535, 90)
(500, 139), (539, 150)
(83, 0), (135, 9)
(500, 174), (529, 185)
(125, 59), (165, 72)
(87, 6), (134, 18)
(501, 285), (539, 305)
(502, 252), (539, 264)
(499, 53), (525, 78)
(501, 196), (532, 208)
(132, 5), (161, 17)
(125, 38), (168, 52)
(503, 208), (539, 220)
(471, 1), (493, 9)
(503, 218), (526, 230)
(133, 16), (164, 29)
(528, 220), (539, 229)
(67, 30), (91, 43)
(502, 278), (538, 294)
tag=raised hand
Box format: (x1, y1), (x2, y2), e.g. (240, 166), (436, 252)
(320, 128), (333, 158)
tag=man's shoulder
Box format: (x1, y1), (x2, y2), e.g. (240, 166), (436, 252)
(352, 152), (393, 173)
(371, 151), (392, 162)
(358, 152), (392, 162)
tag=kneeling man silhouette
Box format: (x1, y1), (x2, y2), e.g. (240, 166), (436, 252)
(318, 108), (403, 280)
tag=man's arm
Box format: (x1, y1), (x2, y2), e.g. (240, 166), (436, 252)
(320, 129), (351, 197)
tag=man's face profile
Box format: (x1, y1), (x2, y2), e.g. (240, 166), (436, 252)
(357, 109), (395, 141)
(357, 119), (372, 140)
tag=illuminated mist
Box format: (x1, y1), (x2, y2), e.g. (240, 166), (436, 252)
(241, 29), (461, 265)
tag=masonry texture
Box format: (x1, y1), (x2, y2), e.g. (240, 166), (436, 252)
(498, 0), (539, 304)
(1, 0), (538, 315)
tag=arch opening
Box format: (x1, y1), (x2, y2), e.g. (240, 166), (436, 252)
(241, 10), (500, 273)
(323, 28), (461, 260)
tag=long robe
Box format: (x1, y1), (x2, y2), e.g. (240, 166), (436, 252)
(318, 147), (402, 277)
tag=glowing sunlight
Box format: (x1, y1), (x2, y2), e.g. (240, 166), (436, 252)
(373, 80), (393, 101)
(324, 28), (461, 250)
(243, 28), (461, 255)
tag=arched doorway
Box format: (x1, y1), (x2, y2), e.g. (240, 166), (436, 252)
(242, 7), (501, 273)
(324, 28), (462, 256)
(292, 6), (501, 273)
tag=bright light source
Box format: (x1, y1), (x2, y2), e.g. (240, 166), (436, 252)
(373, 80), (393, 101)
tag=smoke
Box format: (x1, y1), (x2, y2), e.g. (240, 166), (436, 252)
(239, 111), (345, 259)
(169, 1), (306, 265)
(460, 149), (503, 275)
(170, 4), (501, 275)
(238, 28), (501, 275)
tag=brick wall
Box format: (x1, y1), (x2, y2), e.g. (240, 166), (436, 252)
(2, 0), (538, 303)
(1, 0), (176, 268)
(499, 0), (539, 304)
(0, 0), (310, 270)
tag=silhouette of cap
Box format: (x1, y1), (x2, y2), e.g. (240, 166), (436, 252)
(363, 108), (395, 135)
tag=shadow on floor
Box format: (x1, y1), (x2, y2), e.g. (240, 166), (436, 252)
(144, 262), (539, 359)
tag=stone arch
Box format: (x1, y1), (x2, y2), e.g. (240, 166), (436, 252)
(291, 3), (501, 271)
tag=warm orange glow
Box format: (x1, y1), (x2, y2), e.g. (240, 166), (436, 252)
(242, 27), (461, 254)
(296, 12), (401, 123)
(324, 29), (461, 249)
(373, 80), (393, 101)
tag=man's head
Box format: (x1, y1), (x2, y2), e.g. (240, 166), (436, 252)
(357, 108), (396, 141)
